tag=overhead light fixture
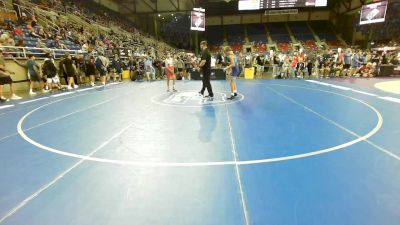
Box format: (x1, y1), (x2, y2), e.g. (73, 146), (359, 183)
(158, 14), (161, 17)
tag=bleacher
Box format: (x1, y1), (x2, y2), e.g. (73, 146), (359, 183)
(267, 22), (291, 43)
(287, 22), (318, 50)
(226, 24), (245, 44)
(230, 43), (243, 53)
(310, 21), (345, 49)
(0, 0), (175, 61)
(206, 25), (224, 52)
(288, 22), (314, 41)
(253, 42), (267, 53)
(277, 43), (291, 52)
(302, 40), (318, 51)
(225, 24), (244, 53)
(247, 24), (267, 44)
(310, 21), (337, 42)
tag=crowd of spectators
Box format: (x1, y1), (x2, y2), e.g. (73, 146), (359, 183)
(1, 0), (177, 56)
(214, 47), (399, 79)
(0, 0), (185, 102)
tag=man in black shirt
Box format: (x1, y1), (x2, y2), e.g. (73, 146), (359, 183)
(63, 53), (78, 90)
(196, 41), (214, 99)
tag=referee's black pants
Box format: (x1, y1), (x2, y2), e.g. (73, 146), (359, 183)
(200, 70), (213, 97)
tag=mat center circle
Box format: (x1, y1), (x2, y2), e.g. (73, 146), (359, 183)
(151, 91), (244, 107)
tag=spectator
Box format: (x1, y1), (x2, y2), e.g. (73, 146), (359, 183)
(13, 53), (48, 95)
(111, 54), (123, 82)
(175, 56), (184, 80)
(81, 41), (89, 52)
(58, 55), (67, 84)
(360, 62), (375, 78)
(95, 53), (109, 85)
(49, 37), (68, 49)
(36, 39), (46, 48)
(28, 25), (40, 38)
(85, 56), (96, 86)
(42, 52), (61, 90)
(37, 27), (50, 39)
(62, 53), (78, 90)
(13, 26), (24, 38)
(0, 33), (15, 47)
(144, 56), (155, 81)
(0, 49), (22, 101)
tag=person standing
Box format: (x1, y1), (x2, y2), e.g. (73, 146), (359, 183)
(176, 56), (185, 80)
(196, 41), (213, 99)
(95, 53), (109, 86)
(58, 55), (68, 84)
(0, 49), (21, 101)
(255, 53), (265, 78)
(42, 53), (61, 91)
(165, 53), (177, 92)
(111, 54), (123, 82)
(128, 57), (137, 81)
(223, 46), (240, 100)
(343, 49), (352, 77)
(13, 53), (48, 95)
(144, 56), (155, 82)
(62, 53), (78, 90)
(85, 56), (96, 86)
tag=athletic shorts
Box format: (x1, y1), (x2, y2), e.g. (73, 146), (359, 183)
(47, 76), (60, 84)
(99, 69), (107, 76)
(226, 73), (237, 81)
(28, 72), (41, 82)
(0, 76), (12, 85)
(66, 73), (76, 78)
(166, 73), (176, 79)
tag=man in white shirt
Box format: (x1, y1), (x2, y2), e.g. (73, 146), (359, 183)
(144, 56), (155, 81)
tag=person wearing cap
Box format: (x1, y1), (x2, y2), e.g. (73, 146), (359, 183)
(13, 53), (48, 95)
(0, 49), (22, 101)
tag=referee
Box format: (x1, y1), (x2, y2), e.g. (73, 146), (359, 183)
(197, 41), (214, 99)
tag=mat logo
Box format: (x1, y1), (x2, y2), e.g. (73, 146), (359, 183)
(163, 91), (224, 105)
(152, 91), (243, 106)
